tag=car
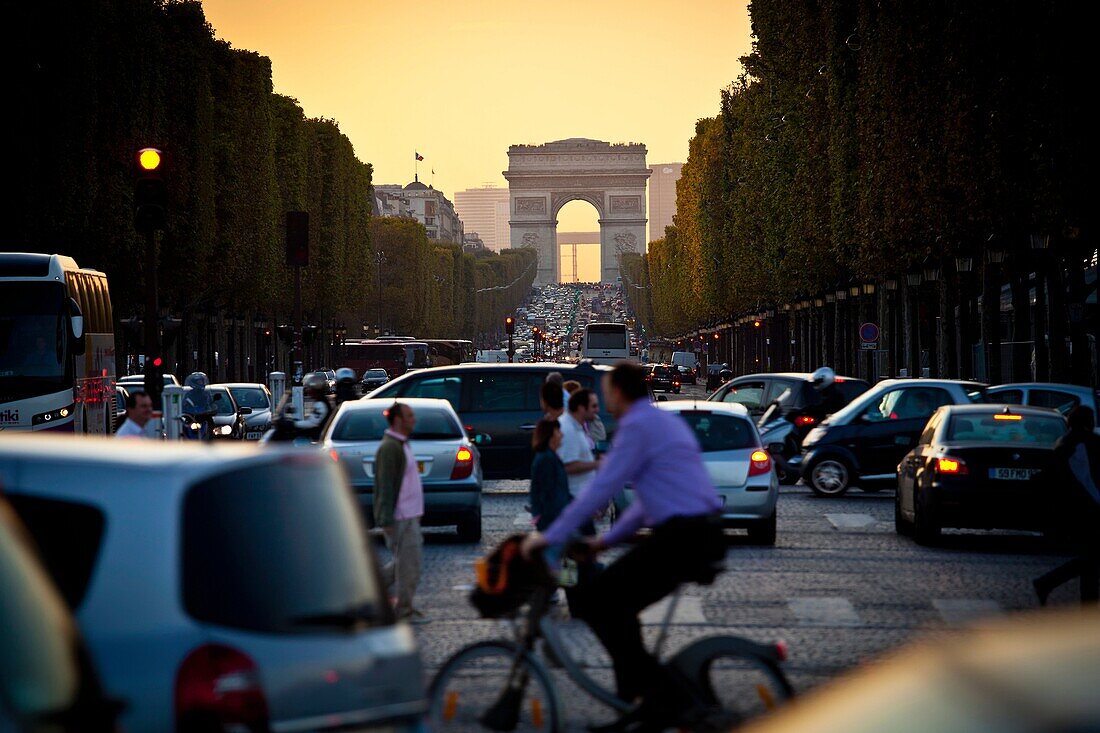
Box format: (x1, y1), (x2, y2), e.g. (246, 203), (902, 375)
(895, 404), (1065, 544)
(0, 437), (425, 733)
(0, 493), (121, 732)
(323, 397), (484, 542)
(675, 364), (697, 385)
(117, 373), (180, 388)
(205, 385), (251, 439)
(214, 382), (273, 440)
(987, 382), (1100, 424)
(365, 362), (616, 479)
(645, 364), (681, 393)
(708, 372), (868, 419)
(361, 368), (391, 391)
(704, 363), (733, 391)
(798, 379), (987, 496)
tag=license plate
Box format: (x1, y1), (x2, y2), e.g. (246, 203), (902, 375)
(245, 431), (263, 440)
(989, 467), (1039, 481)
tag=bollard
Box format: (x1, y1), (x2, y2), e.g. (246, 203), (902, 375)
(162, 385), (184, 440)
(268, 371), (286, 402)
(291, 385), (305, 421)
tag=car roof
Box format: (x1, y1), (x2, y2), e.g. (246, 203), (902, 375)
(729, 372), (865, 382)
(0, 436), (305, 492)
(873, 378), (987, 388)
(989, 382), (1094, 394)
(940, 404), (1064, 418)
(212, 382), (268, 389)
(656, 400), (751, 418)
(338, 397), (458, 413)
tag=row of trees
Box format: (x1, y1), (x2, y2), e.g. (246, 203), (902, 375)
(13, 0), (530, 379)
(629, 1), (1090, 383)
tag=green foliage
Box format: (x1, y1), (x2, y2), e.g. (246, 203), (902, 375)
(635, 0), (1085, 337)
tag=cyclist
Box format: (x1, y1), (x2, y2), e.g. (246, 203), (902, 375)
(522, 361), (724, 729)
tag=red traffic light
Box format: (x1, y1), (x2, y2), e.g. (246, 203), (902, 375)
(152, 357), (163, 367)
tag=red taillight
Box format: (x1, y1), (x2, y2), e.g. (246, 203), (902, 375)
(774, 639), (789, 662)
(794, 415), (817, 427)
(175, 644), (268, 731)
(936, 456), (968, 475)
(451, 446), (475, 480)
(329, 449), (340, 462)
(748, 449), (772, 477)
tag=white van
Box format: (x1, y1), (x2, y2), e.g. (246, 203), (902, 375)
(476, 349), (509, 363)
(671, 351), (698, 370)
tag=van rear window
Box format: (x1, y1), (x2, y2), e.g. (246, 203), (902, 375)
(183, 459), (383, 634)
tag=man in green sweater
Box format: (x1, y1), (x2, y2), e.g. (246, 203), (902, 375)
(374, 401), (427, 623)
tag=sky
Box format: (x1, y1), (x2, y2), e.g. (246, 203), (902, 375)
(201, 0), (751, 243)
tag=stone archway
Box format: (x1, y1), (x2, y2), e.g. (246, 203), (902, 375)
(504, 138), (651, 285)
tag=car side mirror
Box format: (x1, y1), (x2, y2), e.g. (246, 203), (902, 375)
(238, 407), (253, 415)
(767, 442), (786, 455)
(69, 298), (86, 355)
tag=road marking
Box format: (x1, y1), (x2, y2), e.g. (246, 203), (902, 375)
(788, 597), (861, 626)
(933, 599), (1002, 624)
(514, 512), (533, 527)
(641, 596), (707, 625)
(452, 583), (474, 592)
(825, 513), (878, 530)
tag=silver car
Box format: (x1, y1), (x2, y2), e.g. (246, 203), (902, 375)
(324, 397), (484, 542)
(621, 401), (779, 544)
(215, 382), (274, 440)
(0, 437), (425, 733)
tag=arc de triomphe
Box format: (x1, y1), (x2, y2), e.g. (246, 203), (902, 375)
(504, 138), (651, 285)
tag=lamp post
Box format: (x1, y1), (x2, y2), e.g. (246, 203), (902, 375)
(374, 250), (386, 336)
(906, 271), (922, 378)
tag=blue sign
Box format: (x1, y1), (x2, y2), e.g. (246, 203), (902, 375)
(859, 322), (879, 343)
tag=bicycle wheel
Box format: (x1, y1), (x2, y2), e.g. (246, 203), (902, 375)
(669, 636), (793, 728)
(428, 640), (562, 733)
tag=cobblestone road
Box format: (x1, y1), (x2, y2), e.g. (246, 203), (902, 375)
(398, 384), (1078, 729)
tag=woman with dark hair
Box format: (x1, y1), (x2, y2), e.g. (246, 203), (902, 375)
(1034, 405), (1100, 605)
(529, 418), (571, 531)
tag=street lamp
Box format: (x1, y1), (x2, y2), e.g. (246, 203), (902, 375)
(922, 262), (941, 282)
(374, 249), (387, 335)
(906, 272), (922, 287)
(955, 256), (974, 273)
(861, 282), (876, 296)
(1030, 233), (1050, 250)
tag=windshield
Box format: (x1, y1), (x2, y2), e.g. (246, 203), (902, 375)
(407, 345), (430, 368)
(365, 369), (388, 378)
(209, 389), (236, 416)
(0, 282), (70, 397)
(947, 413), (1065, 445)
(587, 326), (627, 350)
(677, 412), (758, 452)
(228, 387), (270, 410)
(332, 408), (462, 441)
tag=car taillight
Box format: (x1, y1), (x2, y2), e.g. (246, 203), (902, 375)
(748, 449), (772, 477)
(451, 446), (474, 480)
(794, 415), (817, 427)
(176, 644), (268, 732)
(936, 456), (968, 475)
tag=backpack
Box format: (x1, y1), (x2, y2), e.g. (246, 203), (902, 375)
(469, 534), (556, 618)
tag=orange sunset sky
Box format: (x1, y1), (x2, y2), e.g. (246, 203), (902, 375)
(202, 0), (751, 277)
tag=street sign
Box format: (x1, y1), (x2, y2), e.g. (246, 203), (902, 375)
(859, 322), (880, 343)
(860, 341), (877, 351)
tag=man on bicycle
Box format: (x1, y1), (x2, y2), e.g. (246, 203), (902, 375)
(522, 361), (724, 727)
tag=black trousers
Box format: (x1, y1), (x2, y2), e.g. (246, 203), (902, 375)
(1034, 551), (1099, 604)
(573, 515), (725, 702)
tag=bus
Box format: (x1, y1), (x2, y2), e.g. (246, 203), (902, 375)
(0, 253), (116, 434)
(340, 339), (430, 379)
(581, 322), (631, 365)
(422, 339), (475, 367)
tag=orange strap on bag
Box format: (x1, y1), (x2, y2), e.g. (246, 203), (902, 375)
(475, 542), (518, 595)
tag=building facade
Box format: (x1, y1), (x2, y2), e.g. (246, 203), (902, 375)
(648, 162), (682, 243)
(454, 186), (511, 252)
(373, 179), (464, 243)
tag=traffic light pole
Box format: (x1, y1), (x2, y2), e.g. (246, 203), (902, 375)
(143, 228), (161, 408)
(293, 263), (303, 384)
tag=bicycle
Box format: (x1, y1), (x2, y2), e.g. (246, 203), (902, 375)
(427, 544), (793, 732)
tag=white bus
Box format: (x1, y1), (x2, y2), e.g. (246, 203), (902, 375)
(581, 322), (631, 365)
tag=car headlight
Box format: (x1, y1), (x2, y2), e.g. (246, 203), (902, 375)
(217, 425), (233, 436)
(32, 404), (75, 425)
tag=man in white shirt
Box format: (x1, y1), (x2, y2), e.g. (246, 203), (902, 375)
(557, 388), (600, 497)
(115, 391), (155, 439)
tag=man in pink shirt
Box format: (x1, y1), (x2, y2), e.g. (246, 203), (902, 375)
(373, 402), (427, 623)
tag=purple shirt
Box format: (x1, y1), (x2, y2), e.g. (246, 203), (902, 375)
(542, 400), (722, 546)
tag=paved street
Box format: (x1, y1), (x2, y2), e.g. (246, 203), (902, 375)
(402, 385), (1076, 729)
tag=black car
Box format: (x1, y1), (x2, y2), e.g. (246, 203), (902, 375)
(361, 368), (390, 391)
(675, 365), (696, 385)
(646, 364), (681, 394)
(705, 363), (732, 391)
(367, 362), (615, 479)
(895, 404), (1066, 544)
(709, 372), (868, 420)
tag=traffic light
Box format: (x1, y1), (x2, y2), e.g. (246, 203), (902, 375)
(505, 316), (515, 335)
(134, 147), (167, 233)
(753, 319), (762, 328)
(144, 355), (164, 409)
(276, 325), (294, 345)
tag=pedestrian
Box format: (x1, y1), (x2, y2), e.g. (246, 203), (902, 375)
(522, 361), (724, 726)
(373, 401), (428, 623)
(529, 418), (571, 531)
(546, 371), (570, 410)
(1034, 405), (1100, 606)
(540, 380), (564, 420)
(563, 379), (581, 395)
(558, 388), (600, 498)
(115, 391), (155, 439)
